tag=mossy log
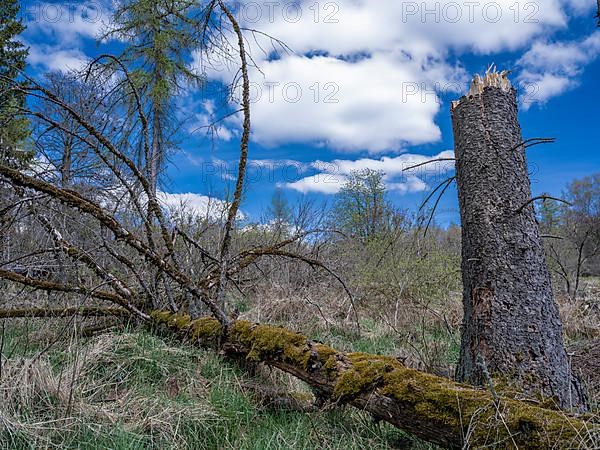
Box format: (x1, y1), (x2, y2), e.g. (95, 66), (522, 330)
(152, 311), (597, 449)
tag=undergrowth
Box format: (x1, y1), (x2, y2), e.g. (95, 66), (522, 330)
(1, 278), (596, 449)
(0, 327), (433, 449)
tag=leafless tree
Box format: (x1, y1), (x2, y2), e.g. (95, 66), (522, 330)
(542, 175), (600, 299)
(0, 0), (355, 331)
(32, 71), (106, 188)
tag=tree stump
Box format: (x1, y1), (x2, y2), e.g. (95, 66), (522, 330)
(451, 71), (586, 410)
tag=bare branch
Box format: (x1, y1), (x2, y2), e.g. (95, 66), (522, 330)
(422, 177), (455, 238)
(515, 195), (572, 215)
(0, 163), (229, 325)
(215, 0), (253, 318)
(0, 307), (129, 319)
(510, 137), (556, 152)
(418, 176), (457, 212)
(0, 268), (128, 306)
(402, 158), (456, 173)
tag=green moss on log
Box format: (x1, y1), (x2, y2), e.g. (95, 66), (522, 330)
(150, 311), (596, 448)
(333, 353), (396, 399)
(190, 318), (223, 341)
(237, 323), (311, 367)
(229, 321), (339, 371)
(332, 352), (586, 446)
(151, 312), (337, 371)
(151, 311), (223, 342)
(315, 344), (338, 376)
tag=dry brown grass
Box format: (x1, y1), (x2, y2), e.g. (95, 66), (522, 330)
(559, 278), (600, 341)
(0, 332), (219, 448)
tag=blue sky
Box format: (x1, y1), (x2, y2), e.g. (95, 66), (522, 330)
(18, 0), (600, 225)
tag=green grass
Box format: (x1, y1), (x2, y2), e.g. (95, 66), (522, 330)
(313, 324), (399, 356)
(0, 327), (433, 450)
(0, 320), (42, 358)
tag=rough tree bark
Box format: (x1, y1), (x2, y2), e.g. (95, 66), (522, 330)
(451, 72), (586, 410)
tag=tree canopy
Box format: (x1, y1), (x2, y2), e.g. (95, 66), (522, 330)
(0, 0), (30, 165)
(104, 0), (204, 193)
(332, 169), (402, 240)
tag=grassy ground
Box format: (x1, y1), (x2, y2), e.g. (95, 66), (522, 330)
(1, 278), (597, 449)
(0, 326), (433, 449)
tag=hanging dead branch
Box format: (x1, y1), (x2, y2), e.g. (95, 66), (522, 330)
(515, 195), (573, 215)
(214, 0), (252, 318)
(402, 158), (456, 172)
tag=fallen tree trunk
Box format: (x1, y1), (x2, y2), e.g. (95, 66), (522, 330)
(151, 311), (597, 449)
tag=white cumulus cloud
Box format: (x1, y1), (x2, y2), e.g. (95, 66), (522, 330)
(23, 1), (111, 73)
(27, 45), (90, 72)
(517, 31), (600, 109)
(199, 0), (571, 152)
(158, 192), (243, 221)
(241, 54), (460, 152)
(285, 150), (454, 194)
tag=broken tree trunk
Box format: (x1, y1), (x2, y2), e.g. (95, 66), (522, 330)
(151, 311), (596, 449)
(451, 72), (586, 410)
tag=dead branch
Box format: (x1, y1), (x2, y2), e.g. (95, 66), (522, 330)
(37, 215), (136, 302)
(510, 137), (556, 152)
(515, 195), (573, 215)
(0, 307), (129, 319)
(215, 0), (252, 317)
(541, 234), (564, 240)
(234, 248), (360, 335)
(418, 176), (456, 212)
(0, 267), (130, 306)
(402, 158), (456, 172)
(422, 177), (455, 238)
(0, 163), (229, 325)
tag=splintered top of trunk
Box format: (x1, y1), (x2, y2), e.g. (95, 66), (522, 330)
(451, 67), (513, 110)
